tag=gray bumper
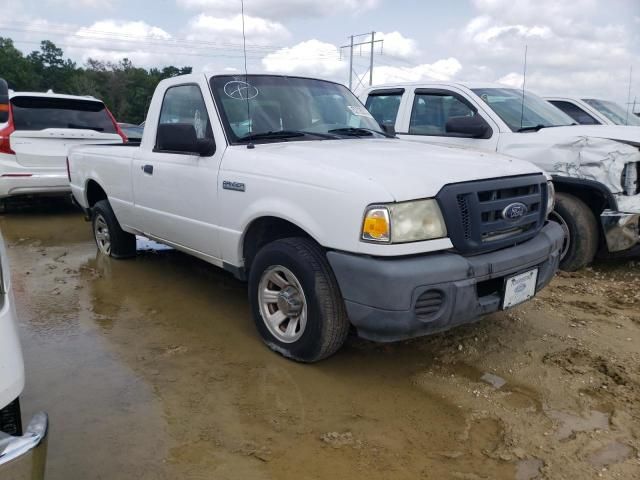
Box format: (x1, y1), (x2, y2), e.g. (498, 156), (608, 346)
(601, 210), (640, 252)
(327, 222), (564, 342)
(0, 413), (48, 480)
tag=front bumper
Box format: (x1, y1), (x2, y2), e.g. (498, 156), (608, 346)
(0, 412), (48, 479)
(327, 222), (564, 342)
(601, 210), (640, 252)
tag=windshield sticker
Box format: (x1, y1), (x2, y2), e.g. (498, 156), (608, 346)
(194, 109), (205, 138)
(223, 80), (259, 100)
(347, 105), (374, 118)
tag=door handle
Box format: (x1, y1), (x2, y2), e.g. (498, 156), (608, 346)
(142, 164), (154, 175)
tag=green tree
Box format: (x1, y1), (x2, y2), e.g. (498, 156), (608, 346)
(0, 36), (192, 123)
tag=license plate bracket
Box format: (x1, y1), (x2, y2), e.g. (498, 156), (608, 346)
(502, 268), (539, 309)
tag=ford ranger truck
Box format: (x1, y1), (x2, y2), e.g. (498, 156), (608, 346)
(0, 232), (49, 478)
(68, 73), (563, 362)
(361, 83), (640, 271)
(0, 78), (125, 210)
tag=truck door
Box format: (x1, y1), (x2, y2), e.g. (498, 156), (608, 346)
(382, 88), (500, 152)
(132, 83), (222, 261)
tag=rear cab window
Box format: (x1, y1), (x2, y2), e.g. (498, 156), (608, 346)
(365, 88), (404, 127)
(10, 96), (116, 133)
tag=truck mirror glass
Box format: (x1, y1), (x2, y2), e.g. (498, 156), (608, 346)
(0, 78), (9, 124)
(196, 138), (216, 157)
(445, 115), (490, 139)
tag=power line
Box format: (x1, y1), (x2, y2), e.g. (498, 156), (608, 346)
(340, 32), (383, 90)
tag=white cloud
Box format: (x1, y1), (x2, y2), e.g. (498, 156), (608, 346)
(48, 0), (109, 7)
(370, 58), (462, 86)
(444, 0), (639, 104)
(185, 13), (290, 45)
(176, 0), (379, 19)
(375, 31), (418, 59)
(65, 20), (174, 66)
(497, 72), (524, 88)
(261, 39), (345, 77)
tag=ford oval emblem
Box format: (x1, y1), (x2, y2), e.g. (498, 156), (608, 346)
(502, 202), (528, 222)
(514, 283), (527, 293)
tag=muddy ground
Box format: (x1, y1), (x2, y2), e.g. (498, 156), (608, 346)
(2, 200), (639, 480)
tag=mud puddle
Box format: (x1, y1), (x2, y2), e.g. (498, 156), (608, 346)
(2, 203), (640, 479)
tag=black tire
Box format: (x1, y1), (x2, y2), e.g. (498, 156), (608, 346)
(92, 199), (136, 259)
(248, 237), (350, 363)
(550, 193), (599, 271)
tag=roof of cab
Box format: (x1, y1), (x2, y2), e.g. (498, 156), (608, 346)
(9, 90), (102, 102)
(364, 81), (508, 91)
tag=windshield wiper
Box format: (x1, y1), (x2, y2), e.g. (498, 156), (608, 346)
(67, 123), (104, 132)
(328, 127), (394, 138)
(516, 124), (547, 132)
(237, 130), (338, 142)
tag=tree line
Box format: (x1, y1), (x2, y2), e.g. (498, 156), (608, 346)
(0, 37), (192, 124)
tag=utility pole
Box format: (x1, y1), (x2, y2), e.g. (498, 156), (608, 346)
(369, 31), (375, 86)
(340, 32), (383, 91)
(348, 35), (354, 93)
(625, 65), (633, 125)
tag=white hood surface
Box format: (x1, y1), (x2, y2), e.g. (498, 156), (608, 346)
(226, 138), (544, 202)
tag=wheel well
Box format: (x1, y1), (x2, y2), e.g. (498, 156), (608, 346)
(242, 217), (313, 272)
(554, 182), (615, 218)
(86, 180), (108, 208)
(553, 179), (611, 249)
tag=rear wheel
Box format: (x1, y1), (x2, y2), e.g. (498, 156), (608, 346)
(550, 193), (599, 271)
(92, 200), (136, 258)
(248, 237), (350, 362)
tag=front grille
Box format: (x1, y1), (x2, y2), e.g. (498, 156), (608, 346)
(415, 290), (445, 321)
(437, 175), (547, 255)
(0, 398), (22, 436)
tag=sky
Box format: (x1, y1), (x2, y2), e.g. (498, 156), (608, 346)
(1, 0), (639, 107)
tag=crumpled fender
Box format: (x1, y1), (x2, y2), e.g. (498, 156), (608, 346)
(497, 134), (640, 195)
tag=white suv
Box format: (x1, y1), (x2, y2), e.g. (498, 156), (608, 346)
(0, 79), (124, 207)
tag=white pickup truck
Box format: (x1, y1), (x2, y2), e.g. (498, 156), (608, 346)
(545, 96), (640, 127)
(0, 233), (48, 478)
(68, 73), (563, 362)
(361, 83), (640, 271)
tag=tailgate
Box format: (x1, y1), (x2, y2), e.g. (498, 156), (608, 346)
(9, 130), (122, 168)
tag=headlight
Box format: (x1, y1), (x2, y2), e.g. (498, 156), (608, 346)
(362, 199), (447, 243)
(546, 181), (555, 217)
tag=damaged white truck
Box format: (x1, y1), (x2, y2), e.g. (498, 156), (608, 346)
(68, 73), (563, 361)
(362, 83), (640, 270)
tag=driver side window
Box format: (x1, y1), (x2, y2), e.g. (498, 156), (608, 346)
(157, 84), (213, 146)
(409, 93), (476, 135)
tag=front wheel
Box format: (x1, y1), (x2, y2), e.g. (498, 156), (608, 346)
(248, 237), (350, 362)
(92, 200), (136, 259)
(550, 193), (599, 271)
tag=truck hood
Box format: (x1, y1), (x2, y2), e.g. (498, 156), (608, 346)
(498, 126), (640, 195)
(225, 138), (542, 202)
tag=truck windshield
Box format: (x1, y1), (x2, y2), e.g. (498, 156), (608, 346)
(210, 75), (387, 143)
(582, 99), (640, 126)
(472, 88), (574, 132)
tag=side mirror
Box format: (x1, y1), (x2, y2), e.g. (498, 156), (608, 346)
(156, 123), (215, 156)
(196, 138), (216, 156)
(445, 115), (490, 139)
(0, 78), (9, 124)
(380, 123), (396, 136)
